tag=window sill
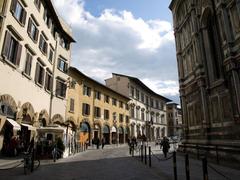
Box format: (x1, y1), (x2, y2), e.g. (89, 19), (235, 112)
(69, 110), (74, 113)
(56, 95), (65, 100)
(28, 33), (38, 44)
(2, 56), (19, 69)
(22, 72), (32, 80)
(36, 82), (43, 88)
(45, 88), (51, 94)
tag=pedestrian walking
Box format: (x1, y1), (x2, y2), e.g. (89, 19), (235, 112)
(160, 137), (170, 158)
(101, 137), (105, 149)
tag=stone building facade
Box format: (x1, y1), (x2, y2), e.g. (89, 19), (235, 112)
(0, 0), (75, 154)
(105, 73), (171, 141)
(67, 67), (130, 146)
(166, 103), (183, 138)
(169, 0), (240, 154)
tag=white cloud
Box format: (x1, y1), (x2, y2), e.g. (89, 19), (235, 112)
(53, 0), (179, 102)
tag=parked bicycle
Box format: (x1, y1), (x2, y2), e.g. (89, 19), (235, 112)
(22, 150), (40, 175)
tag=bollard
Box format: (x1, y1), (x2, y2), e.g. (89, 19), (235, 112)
(202, 157), (208, 180)
(216, 145), (219, 164)
(149, 146), (151, 167)
(173, 151), (177, 180)
(185, 154), (190, 180)
(141, 145), (143, 162)
(132, 145), (134, 157)
(145, 146), (147, 165)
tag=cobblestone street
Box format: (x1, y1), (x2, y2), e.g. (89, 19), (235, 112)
(1, 144), (240, 180)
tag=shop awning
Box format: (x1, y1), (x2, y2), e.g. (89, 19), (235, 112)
(7, 118), (21, 130)
(21, 123), (36, 131)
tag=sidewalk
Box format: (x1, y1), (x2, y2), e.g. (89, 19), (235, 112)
(0, 155), (23, 170)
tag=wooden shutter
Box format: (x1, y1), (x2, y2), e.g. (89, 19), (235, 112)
(64, 62), (68, 73)
(21, 9), (27, 25)
(25, 53), (32, 75)
(87, 104), (90, 115)
(35, 63), (40, 83)
(10, 0), (17, 13)
(41, 68), (45, 85)
(49, 75), (53, 91)
(35, 28), (39, 42)
(39, 35), (43, 49)
(2, 31), (11, 58)
(45, 72), (49, 89)
(15, 43), (22, 66)
(27, 18), (32, 35)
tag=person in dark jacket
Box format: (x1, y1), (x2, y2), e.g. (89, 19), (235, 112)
(161, 137), (170, 158)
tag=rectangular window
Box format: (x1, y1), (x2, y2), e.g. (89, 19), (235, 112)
(56, 79), (66, 98)
(83, 85), (91, 96)
(150, 98), (154, 107)
(82, 103), (90, 116)
(27, 18), (39, 42)
(119, 114), (124, 123)
(119, 101), (123, 108)
(141, 93), (144, 102)
(113, 112), (117, 121)
(156, 100), (159, 109)
(94, 107), (101, 118)
(43, 7), (51, 27)
(125, 103), (129, 110)
(35, 62), (45, 86)
(70, 98), (74, 112)
(39, 34), (48, 55)
(131, 107), (135, 118)
(57, 57), (68, 73)
(131, 86), (134, 97)
(104, 95), (109, 103)
(136, 89), (139, 100)
(112, 98), (117, 106)
(60, 37), (69, 50)
(104, 109), (109, 120)
(45, 71), (53, 92)
(126, 115), (129, 123)
(146, 96), (149, 105)
(11, 0), (26, 25)
(2, 31), (22, 66)
(34, 0), (41, 11)
(95, 91), (101, 100)
(24, 51), (32, 76)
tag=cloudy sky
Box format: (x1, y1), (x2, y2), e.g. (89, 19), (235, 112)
(52, 0), (179, 103)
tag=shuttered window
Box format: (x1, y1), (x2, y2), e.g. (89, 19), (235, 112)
(11, 0), (26, 25)
(45, 71), (53, 92)
(27, 18), (39, 42)
(39, 34), (48, 55)
(56, 79), (67, 98)
(119, 114), (124, 123)
(24, 52), (32, 76)
(82, 103), (90, 116)
(2, 31), (22, 66)
(57, 57), (68, 73)
(104, 109), (109, 120)
(35, 62), (45, 86)
(94, 107), (101, 118)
